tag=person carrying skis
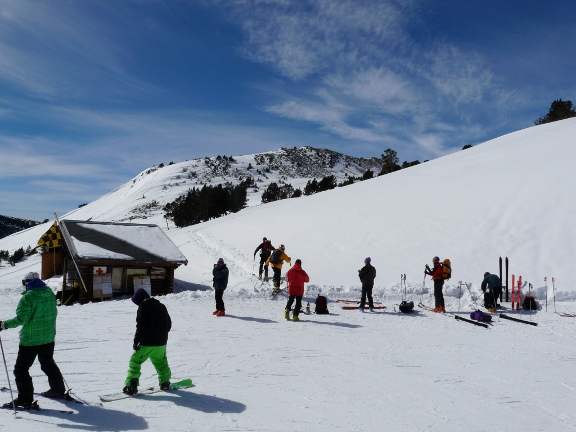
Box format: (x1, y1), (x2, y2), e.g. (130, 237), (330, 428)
(285, 259), (310, 322)
(212, 258), (229, 316)
(358, 257), (377, 312)
(265, 244), (291, 291)
(253, 237), (275, 281)
(425, 256), (445, 312)
(123, 288), (172, 395)
(1, 272), (67, 409)
(481, 272), (502, 313)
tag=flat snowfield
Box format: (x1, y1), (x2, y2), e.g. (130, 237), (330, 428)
(0, 291), (575, 432)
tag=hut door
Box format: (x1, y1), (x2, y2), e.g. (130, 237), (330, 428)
(111, 268), (124, 291)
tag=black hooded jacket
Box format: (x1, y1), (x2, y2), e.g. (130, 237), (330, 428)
(134, 297), (172, 347)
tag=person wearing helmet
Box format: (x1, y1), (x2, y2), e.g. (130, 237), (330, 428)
(425, 256), (445, 312)
(1, 272), (66, 409)
(481, 272), (502, 313)
(253, 237), (275, 281)
(265, 244), (291, 291)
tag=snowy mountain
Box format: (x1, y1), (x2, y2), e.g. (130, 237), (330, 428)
(0, 120), (576, 431)
(65, 146), (385, 225)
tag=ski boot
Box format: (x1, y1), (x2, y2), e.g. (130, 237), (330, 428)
(285, 309), (290, 320)
(359, 307), (365, 313)
(3, 397), (36, 410)
(123, 378), (138, 395)
(160, 381), (171, 391)
(40, 388), (65, 399)
(292, 315), (299, 322)
(216, 310), (225, 317)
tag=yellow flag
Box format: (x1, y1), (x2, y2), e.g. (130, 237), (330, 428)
(37, 221), (62, 248)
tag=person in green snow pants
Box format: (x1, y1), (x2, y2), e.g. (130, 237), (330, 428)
(123, 288), (172, 395)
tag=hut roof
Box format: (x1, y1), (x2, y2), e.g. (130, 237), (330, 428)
(59, 220), (188, 265)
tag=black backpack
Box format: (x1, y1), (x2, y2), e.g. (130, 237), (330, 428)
(522, 296), (537, 311)
(398, 300), (414, 313)
(270, 249), (282, 265)
(315, 295), (329, 314)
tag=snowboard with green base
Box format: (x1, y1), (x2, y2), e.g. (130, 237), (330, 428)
(98, 379), (193, 402)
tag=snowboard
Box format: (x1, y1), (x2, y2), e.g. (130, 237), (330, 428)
(98, 378), (193, 402)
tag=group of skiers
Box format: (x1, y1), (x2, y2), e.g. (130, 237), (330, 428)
(0, 247), (504, 410)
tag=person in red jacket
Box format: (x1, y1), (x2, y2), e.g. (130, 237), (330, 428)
(284, 259), (309, 322)
(425, 256), (445, 312)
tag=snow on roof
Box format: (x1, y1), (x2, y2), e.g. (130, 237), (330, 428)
(61, 220), (188, 264)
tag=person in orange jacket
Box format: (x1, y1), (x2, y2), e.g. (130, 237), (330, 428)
(284, 259), (309, 322)
(265, 244), (291, 290)
(425, 256), (445, 312)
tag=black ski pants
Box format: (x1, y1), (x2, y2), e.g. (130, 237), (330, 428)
(434, 279), (445, 308)
(360, 285), (374, 309)
(272, 267), (282, 288)
(484, 287), (502, 309)
(14, 342), (65, 403)
(258, 258), (269, 279)
(215, 289), (225, 311)
(286, 295), (303, 317)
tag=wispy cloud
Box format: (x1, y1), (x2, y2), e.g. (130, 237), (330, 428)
(216, 0), (510, 158)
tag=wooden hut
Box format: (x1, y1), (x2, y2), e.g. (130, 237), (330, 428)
(39, 220), (188, 304)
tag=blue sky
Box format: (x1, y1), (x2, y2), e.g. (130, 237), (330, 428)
(1, 0), (574, 221)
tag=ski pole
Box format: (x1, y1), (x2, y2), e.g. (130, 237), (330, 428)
(458, 281), (462, 312)
(420, 272), (426, 305)
(0, 336), (16, 415)
(544, 277), (548, 312)
(552, 277), (556, 313)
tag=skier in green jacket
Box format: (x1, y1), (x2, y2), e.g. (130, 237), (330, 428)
(1, 272), (66, 409)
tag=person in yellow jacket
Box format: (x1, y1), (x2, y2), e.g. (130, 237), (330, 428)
(265, 244), (291, 290)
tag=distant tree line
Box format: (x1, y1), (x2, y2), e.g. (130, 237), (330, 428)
(0, 246), (37, 267)
(535, 99), (576, 125)
(261, 183), (302, 203)
(164, 178), (252, 228)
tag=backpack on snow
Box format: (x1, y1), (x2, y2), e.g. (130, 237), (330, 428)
(270, 249), (282, 265)
(522, 296), (538, 311)
(315, 295), (329, 314)
(441, 259), (452, 280)
(398, 300), (414, 313)
(470, 309), (492, 323)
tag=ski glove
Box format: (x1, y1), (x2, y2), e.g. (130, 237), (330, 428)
(0, 321), (4, 331)
(133, 342), (140, 351)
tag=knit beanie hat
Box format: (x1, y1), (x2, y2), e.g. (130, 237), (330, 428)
(364, 257), (371, 264)
(131, 288), (150, 306)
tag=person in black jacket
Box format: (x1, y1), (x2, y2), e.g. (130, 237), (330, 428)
(212, 258), (229, 316)
(253, 237), (274, 281)
(481, 272), (502, 312)
(358, 257), (377, 312)
(123, 288), (172, 395)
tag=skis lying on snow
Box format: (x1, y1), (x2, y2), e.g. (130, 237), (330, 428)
(336, 299), (382, 304)
(0, 387), (84, 405)
(1, 400), (74, 414)
(418, 304), (489, 328)
(454, 315), (489, 329)
(556, 312), (576, 318)
(341, 305), (386, 310)
(500, 314), (538, 326)
(98, 379), (193, 402)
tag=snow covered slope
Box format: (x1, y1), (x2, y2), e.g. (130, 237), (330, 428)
(1, 119), (575, 296)
(0, 120), (576, 432)
(169, 118), (576, 297)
